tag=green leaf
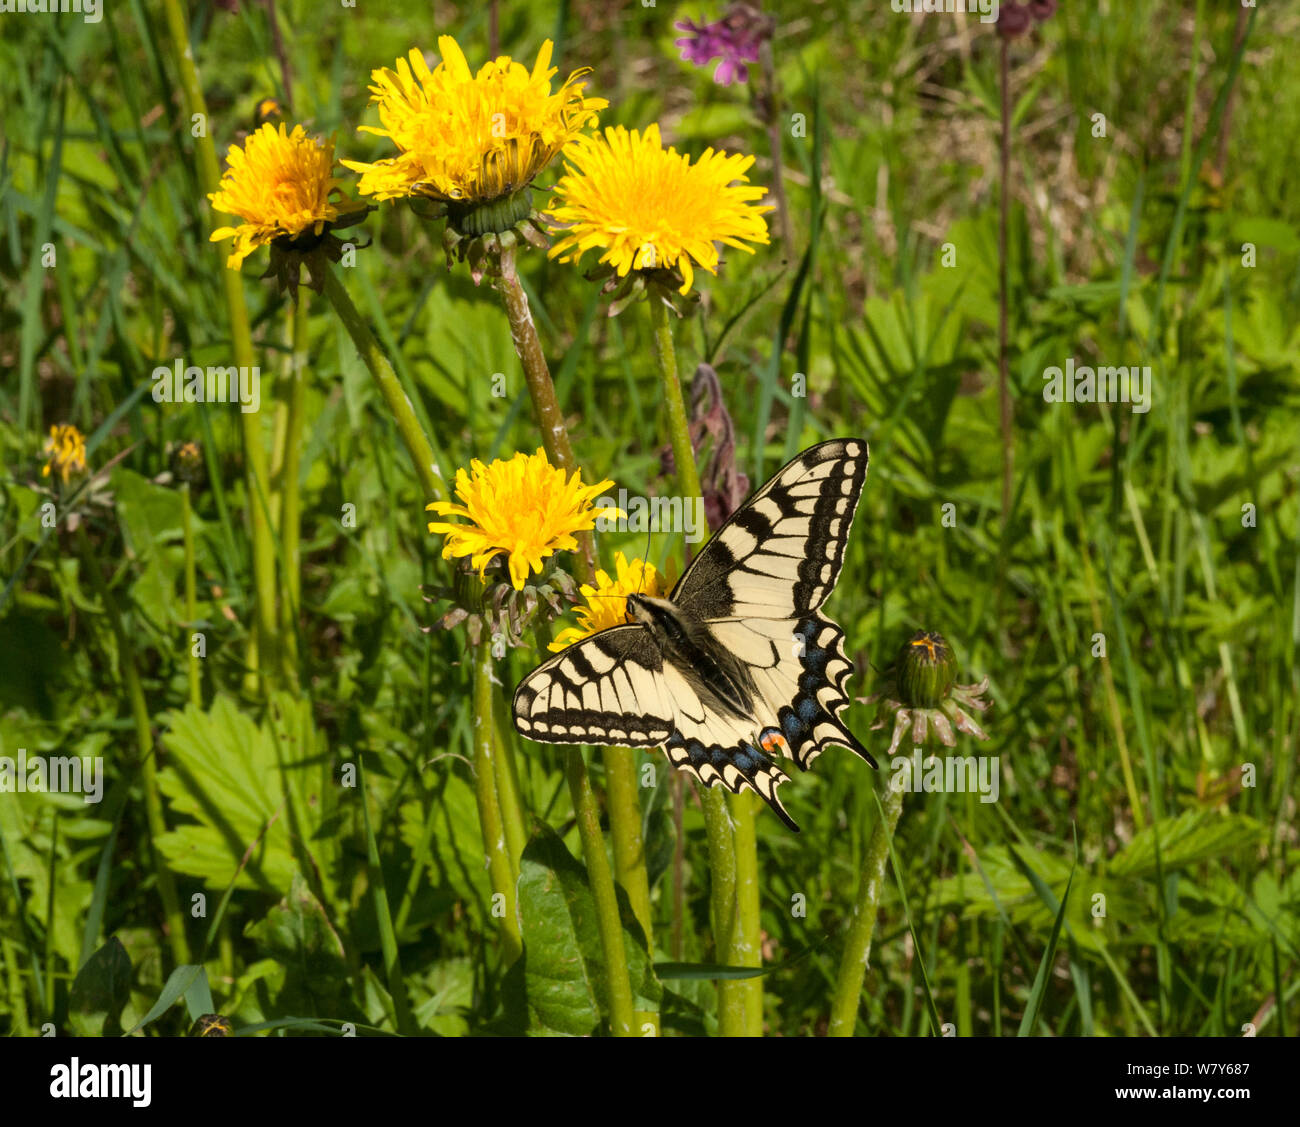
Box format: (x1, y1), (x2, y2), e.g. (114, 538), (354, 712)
(1109, 810), (1267, 878)
(516, 826), (603, 1036)
(68, 936), (132, 1036)
(243, 872), (350, 1018)
(183, 966), (215, 1023)
(515, 824), (660, 1035)
(155, 694), (321, 892)
(128, 964), (206, 1035)
(112, 466), (185, 629)
(1230, 216), (1300, 254)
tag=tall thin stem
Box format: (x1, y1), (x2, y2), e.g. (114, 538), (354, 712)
(566, 751), (637, 1036)
(79, 526), (190, 969)
(758, 41), (793, 249)
(650, 297), (757, 1036)
(182, 482), (200, 709)
(603, 743), (659, 1035)
(314, 260), (447, 507)
(827, 778), (905, 1035)
(997, 38), (1014, 526)
(496, 244), (655, 1026)
(491, 705), (527, 878)
(472, 641), (522, 964)
(603, 745), (652, 944)
(163, 0), (278, 690)
(495, 246), (594, 575)
(278, 294), (310, 685)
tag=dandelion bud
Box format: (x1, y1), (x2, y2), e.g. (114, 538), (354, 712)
(895, 631), (957, 709)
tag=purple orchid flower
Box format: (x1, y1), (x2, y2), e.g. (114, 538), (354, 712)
(674, 3), (774, 87)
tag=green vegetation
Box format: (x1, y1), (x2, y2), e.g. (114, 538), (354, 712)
(0, 1), (1296, 1037)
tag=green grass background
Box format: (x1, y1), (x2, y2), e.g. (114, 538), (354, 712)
(1, 0), (1297, 1036)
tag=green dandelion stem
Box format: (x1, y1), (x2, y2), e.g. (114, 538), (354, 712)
(602, 745), (653, 948)
(495, 246), (594, 576)
(828, 778), (906, 1036)
(649, 296), (759, 1037)
(498, 246), (653, 1023)
(603, 743), (660, 1035)
(565, 748), (637, 1036)
(162, 0), (279, 692)
(472, 641), (523, 964)
(314, 259), (447, 507)
(182, 483), (200, 709)
(491, 704), (527, 880)
(278, 293), (310, 685)
(78, 526), (190, 970)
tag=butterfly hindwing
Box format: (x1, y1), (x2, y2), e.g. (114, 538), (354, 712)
(672, 438), (868, 621)
(706, 612), (877, 774)
(513, 623), (803, 824)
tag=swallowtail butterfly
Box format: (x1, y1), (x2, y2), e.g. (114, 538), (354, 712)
(512, 438), (874, 830)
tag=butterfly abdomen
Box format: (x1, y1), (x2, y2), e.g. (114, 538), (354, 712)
(627, 594), (757, 719)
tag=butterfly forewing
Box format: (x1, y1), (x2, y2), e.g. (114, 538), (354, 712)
(671, 438), (869, 620)
(513, 626), (672, 746)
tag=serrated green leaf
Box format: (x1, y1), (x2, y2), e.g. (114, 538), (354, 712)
(1109, 810), (1267, 878)
(155, 694), (321, 892)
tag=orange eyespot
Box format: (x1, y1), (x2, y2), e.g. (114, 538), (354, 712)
(760, 731), (787, 755)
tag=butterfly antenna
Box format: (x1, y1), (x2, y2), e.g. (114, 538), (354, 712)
(639, 502), (654, 597)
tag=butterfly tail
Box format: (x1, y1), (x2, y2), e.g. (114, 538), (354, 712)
(665, 734), (802, 833)
(828, 719), (878, 771)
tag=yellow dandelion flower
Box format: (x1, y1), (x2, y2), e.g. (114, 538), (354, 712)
(342, 37), (605, 208)
(549, 552), (672, 651)
(42, 423), (88, 483)
(546, 123), (771, 294)
(209, 123), (365, 270)
(427, 448), (622, 590)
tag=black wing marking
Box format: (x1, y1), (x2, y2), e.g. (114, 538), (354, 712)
(513, 622), (803, 827)
(665, 612), (876, 831)
(513, 625), (673, 746)
(513, 438), (873, 831)
(672, 438), (868, 621)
